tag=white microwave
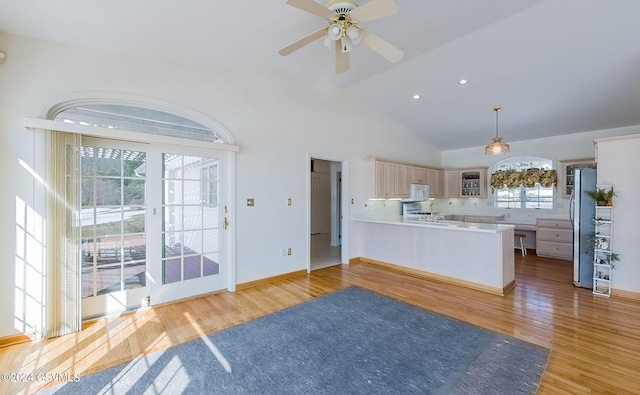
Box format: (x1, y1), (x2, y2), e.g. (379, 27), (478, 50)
(409, 184), (429, 201)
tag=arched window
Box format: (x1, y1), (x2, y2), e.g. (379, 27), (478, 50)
(53, 104), (225, 143)
(492, 156), (556, 209)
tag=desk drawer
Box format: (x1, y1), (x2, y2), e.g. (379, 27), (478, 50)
(464, 215), (503, 224)
(537, 228), (573, 243)
(536, 219), (571, 229)
(537, 240), (573, 260)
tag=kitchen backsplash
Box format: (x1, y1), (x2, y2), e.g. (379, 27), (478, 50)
(362, 197), (570, 222)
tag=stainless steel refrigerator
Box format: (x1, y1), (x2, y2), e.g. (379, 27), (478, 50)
(570, 168), (597, 288)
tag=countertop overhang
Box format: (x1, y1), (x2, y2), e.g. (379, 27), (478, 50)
(352, 215), (515, 234)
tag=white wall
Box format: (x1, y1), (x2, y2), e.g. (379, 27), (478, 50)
(594, 134), (640, 294)
(0, 34), (442, 338)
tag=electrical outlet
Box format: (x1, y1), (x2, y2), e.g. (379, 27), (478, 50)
(287, 248), (292, 256)
(287, 198), (292, 206)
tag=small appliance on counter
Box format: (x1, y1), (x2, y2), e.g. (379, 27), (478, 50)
(402, 202), (444, 221)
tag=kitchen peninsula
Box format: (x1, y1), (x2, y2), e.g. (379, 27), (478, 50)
(353, 216), (516, 295)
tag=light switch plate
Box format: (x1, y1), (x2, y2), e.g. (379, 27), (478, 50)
(287, 198), (292, 206)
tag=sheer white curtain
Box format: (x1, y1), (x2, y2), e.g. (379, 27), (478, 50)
(44, 130), (81, 338)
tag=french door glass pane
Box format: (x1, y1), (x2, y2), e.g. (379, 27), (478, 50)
(183, 206), (203, 230)
(124, 262), (146, 290)
(162, 153), (219, 285)
(163, 258), (181, 284)
(81, 146), (147, 298)
(203, 253), (219, 276)
(183, 256), (201, 281)
(95, 179), (121, 206)
(183, 181), (201, 204)
(123, 207), (145, 233)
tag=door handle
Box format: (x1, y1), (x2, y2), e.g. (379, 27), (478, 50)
(223, 217), (229, 230)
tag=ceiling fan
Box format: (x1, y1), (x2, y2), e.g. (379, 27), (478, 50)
(279, 0), (404, 74)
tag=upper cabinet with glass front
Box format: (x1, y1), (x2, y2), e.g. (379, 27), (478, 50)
(559, 158), (596, 198)
(460, 168), (487, 198)
(444, 168), (488, 198)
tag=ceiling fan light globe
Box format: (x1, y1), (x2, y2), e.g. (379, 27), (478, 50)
(341, 36), (354, 52)
(328, 24), (343, 40)
(323, 36), (334, 50)
(346, 25), (362, 44)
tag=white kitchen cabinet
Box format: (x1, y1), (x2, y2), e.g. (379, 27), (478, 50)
(364, 158), (395, 198)
(426, 168), (444, 198)
(444, 168), (488, 198)
(444, 170), (460, 198)
(460, 168), (488, 198)
(535, 219), (573, 260)
(410, 166), (427, 184)
(395, 164), (411, 198)
(364, 159), (435, 199)
(559, 158), (596, 198)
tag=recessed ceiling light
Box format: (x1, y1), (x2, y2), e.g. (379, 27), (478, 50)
(458, 79), (469, 85)
(412, 94), (421, 100)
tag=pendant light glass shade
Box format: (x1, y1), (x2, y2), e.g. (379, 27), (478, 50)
(485, 107), (510, 155)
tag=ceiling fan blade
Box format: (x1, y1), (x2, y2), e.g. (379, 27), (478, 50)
(335, 41), (349, 74)
(360, 30), (404, 63)
(285, 0), (335, 19)
(279, 28), (328, 56)
(349, 0), (397, 23)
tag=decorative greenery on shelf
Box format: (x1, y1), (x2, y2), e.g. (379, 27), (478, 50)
(588, 232), (621, 269)
(585, 186), (618, 206)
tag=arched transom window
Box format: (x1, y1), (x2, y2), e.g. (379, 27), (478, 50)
(54, 104), (225, 143)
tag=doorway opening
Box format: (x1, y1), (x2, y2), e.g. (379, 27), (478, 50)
(309, 158), (343, 270)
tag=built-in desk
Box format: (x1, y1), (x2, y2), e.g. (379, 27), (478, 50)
(497, 218), (572, 258)
(496, 220), (536, 250)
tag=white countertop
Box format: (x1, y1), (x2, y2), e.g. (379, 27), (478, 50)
(496, 216), (570, 230)
(352, 215), (515, 234)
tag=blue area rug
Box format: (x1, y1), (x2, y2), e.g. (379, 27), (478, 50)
(41, 287), (549, 394)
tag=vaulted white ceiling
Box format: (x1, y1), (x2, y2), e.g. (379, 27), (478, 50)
(1, 0), (639, 150)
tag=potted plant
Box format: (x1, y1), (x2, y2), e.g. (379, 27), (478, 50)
(586, 186), (617, 206)
(603, 186), (617, 206)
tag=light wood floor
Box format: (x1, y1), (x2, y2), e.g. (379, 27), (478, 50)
(2, 252), (640, 394)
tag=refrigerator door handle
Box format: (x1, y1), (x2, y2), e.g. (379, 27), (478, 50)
(569, 189), (575, 228)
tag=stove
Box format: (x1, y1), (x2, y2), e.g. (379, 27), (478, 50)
(402, 202), (444, 221)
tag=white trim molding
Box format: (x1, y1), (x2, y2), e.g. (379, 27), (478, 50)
(24, 117), (240, 153)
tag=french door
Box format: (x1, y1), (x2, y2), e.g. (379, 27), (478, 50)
(81, 138), (230, 318)
(148, 144), (229, 305)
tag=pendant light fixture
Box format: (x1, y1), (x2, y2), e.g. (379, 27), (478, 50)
(485, 106), (510, 155)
